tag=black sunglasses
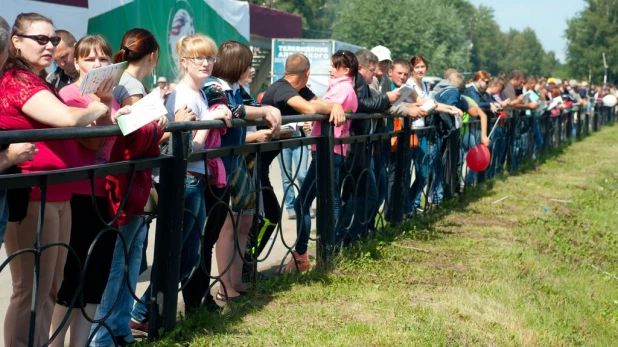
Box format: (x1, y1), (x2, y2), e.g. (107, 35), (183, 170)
(16, 34), (61, 47)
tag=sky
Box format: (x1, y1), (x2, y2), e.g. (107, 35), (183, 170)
(467, 0), (586, 62)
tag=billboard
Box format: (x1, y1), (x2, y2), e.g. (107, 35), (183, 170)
(271, 39), (364, 97)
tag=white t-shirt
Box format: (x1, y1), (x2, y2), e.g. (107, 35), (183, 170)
(165, 82), (211, 174)
(407, 78), (430, 128)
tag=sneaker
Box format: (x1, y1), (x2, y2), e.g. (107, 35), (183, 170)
(280, 250), (311, 273)
(112, 335), (132, 347)
(130, 319), (149, 338)
(288, 210), (297, 220)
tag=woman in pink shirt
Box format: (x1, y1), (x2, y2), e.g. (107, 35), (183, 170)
(282, 50), (358, 273)
(49, 35), (124, 347)
(0, 13), (110, 346)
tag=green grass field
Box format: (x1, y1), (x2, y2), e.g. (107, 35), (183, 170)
(150, 125), (618, 346)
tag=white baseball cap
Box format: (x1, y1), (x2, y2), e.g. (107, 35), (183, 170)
(157, 76), (167, 83)
(370, 45), (392, 63)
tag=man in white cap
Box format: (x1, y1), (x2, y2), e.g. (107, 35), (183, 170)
(369, 45), (392, 95)
(150, 76), (168, 100)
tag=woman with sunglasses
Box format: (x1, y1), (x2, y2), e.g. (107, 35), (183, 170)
(130, 33), (231, 327)
(282, 50), (359, 273)
(0, 13), (110, 346)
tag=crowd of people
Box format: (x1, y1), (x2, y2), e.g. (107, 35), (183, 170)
(0, 11), (609, 347)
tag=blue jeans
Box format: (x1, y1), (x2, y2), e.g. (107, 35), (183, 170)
(428, 135), (443, 204)
(293, 152), (342, 255)
(511, 132), (527, 170)
(337, 168), (378, 246)
(488, 126), (506, 178)
(409, 135), (430, 209)
(278, 146), (309, 212)
(532, 118), (543, 155)
(90, 216), (147, 346)
(0, 189), (7, 248)
(460, 131), (478, 186)
(131, 175), (206, 323)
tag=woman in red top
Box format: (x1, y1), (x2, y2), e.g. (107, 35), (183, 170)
(0, 13), (109, 346)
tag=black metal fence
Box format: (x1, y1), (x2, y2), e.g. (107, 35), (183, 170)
(0, 101), (613, 346)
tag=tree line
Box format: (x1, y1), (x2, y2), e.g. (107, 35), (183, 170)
(249, 0), (614, 84)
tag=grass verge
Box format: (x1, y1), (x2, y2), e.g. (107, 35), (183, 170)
(149, 125), (618, 346)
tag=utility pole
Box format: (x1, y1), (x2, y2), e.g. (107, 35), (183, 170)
(603, 52), (608, 86)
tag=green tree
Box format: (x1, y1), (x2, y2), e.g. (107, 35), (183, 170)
(497, 28), (546, 75)
(469, 5), (504, 75)
(565, 0), (618, 84)
(247, 0), (338, 38)
(331, 0), (469, 76)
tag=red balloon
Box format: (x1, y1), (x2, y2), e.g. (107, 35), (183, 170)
(466, 144), (491, 172)
(257, 91), (265, 104)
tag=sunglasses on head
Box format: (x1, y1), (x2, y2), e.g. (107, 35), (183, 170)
(16, 34), (61, 47)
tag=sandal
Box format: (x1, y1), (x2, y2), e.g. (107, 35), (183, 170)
(216, 291), (243, 303)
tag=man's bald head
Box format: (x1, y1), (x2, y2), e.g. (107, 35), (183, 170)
(285, 53), (310, 75)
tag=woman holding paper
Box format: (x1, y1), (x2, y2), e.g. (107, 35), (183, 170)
(130, 33), (232, 326)
(0, 13), (111, 346)
(47, 34), (125, 347)
(89, 28), (167, 347)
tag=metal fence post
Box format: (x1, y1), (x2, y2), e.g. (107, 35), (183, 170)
(593, 106), (599, 132)
(149, 131), (189, 340)
(315, 121), (336, 270)
(390, 117), (411, 225)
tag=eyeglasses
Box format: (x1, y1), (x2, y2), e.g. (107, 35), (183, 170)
(184, 56), (217, 64)
(16, 34), (61, 47)
(360, 65), (376, 74)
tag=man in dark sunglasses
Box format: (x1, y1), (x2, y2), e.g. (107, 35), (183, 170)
(45, 29), (79, 90)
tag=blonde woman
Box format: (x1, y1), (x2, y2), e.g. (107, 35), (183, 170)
(130, 34), (231, 331)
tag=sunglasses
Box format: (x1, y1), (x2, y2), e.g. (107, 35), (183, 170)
(16, 34), (61, 47)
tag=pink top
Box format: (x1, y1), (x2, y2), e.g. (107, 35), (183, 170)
(59, 84), (119, 197)
(0, 69), (78, 201)
(207, 105), (227, 187)
(310, 76), (358, 156)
